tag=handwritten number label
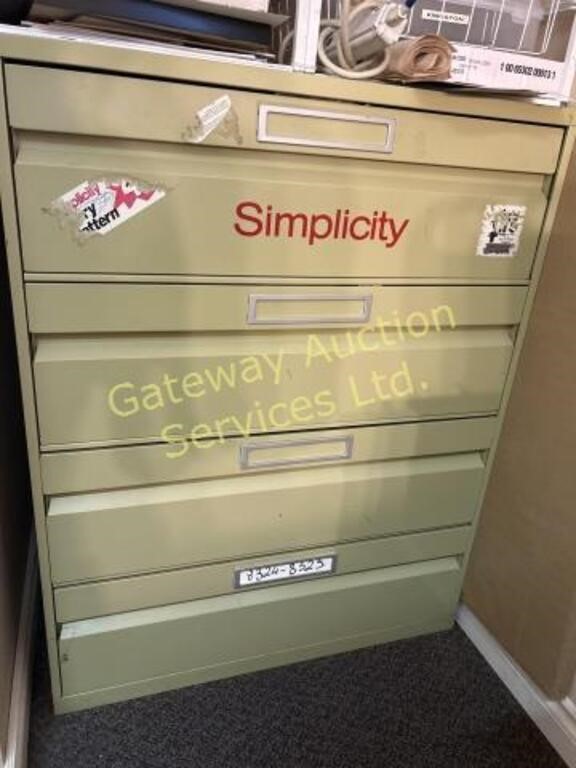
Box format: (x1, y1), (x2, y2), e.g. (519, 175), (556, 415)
(235, 556), (336, 588)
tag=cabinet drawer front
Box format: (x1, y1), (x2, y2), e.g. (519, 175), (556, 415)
(7, 65), (562, 173)
(41, 417), (496, 495)
(47, 452), (484, 583)
(34, 328), (513, 448)
(26, 283), (527, 334)
(55, 527), (470, 622)
(59, 558), (462, 696)
(16, 138), (546, 280)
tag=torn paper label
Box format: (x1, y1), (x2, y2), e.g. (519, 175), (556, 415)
(477, 204), (527, 257)
(186, 94), (232, 144)
(50, 178), (166, 239)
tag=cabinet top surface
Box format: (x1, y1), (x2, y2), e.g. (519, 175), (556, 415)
(0, 24), (573, 127)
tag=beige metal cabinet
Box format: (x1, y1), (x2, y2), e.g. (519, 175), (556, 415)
(0, 29), (574, 713)
(16, 137), (547, 280)
(58, 559), (462, 701)
(34, 328), (512, 447)
(47, 452), (485, 584)
(54, 527), (471, 622)
(6, 66), (563, 172)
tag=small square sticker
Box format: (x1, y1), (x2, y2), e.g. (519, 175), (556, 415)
(477, 204), (527, 258)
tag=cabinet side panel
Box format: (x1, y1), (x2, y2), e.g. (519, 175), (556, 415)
(0, 62), (61, 705)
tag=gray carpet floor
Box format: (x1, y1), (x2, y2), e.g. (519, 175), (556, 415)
(29, 627), (567, 768)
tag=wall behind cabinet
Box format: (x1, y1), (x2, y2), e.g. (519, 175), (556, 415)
(0, 225), (32, 763)
(464, 143), (576, 698)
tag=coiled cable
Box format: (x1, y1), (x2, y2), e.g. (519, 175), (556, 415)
(281, 0), (412, 80)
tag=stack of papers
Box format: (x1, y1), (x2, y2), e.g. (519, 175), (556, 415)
(159, 0), (272, 15)
(16, 21), (289, 68)
(29, 0), (289, 54)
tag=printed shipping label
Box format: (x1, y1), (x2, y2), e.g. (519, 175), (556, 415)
(52, 178), (166, 238)
(235, 556), (336, 588)
(422, 9), (470, 24)
(477, 204), (527, 258)
(448, 45), (564, 96)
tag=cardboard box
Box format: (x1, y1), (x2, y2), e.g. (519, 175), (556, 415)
(464, 141), (576, 699)
(297, 0), (576, 100)
(408, 1), (576, 100)
(448, 43), (575, 100)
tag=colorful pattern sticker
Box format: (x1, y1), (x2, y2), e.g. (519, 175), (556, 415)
(477, 204), (527, 258)
(50, 178), (166, 239)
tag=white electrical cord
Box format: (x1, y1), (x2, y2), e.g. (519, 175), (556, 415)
(280, 0), (410, 80)
(318, 2), (390, 79)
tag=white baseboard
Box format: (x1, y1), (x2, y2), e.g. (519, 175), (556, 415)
(3, 536), (37, 768)
(457, 605), (576, 768)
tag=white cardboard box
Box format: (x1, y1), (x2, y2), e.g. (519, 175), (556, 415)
(292, 0), (576, 101)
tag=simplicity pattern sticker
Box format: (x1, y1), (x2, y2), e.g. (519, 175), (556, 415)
(51, 178), (166, 238)
(477, 204), (527, 257)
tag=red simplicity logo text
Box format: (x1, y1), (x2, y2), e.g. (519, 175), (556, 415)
(234, 201), (410, 248)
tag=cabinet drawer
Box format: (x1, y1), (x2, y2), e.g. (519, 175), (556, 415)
(34, 327), (513, 448)
(7, 65), (562, 173)
(41, 417), (496, 495)
(26, 283), (527, 334)
(54, 527), (470, 622)
(47, 452), (484, 584)
(16, 137), (547, 280)
(58, 558), (462, 697)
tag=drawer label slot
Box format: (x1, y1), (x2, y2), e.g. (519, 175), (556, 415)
(235, 555), (337, 588)
(258, 104), (396, 154)
(239, 435), (354, 470)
